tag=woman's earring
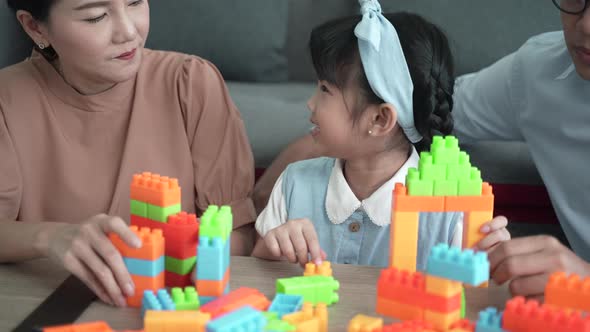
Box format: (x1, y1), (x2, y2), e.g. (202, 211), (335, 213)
(368, 130), (373, 135)
(38, 43), (46, 50)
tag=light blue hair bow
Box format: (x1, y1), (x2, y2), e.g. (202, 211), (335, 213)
(354, 0), (422, 143)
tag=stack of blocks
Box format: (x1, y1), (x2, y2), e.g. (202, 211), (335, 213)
(196, 205), (233, 305)
(109, 226), (165, 307)
(129, 172), (200, 288)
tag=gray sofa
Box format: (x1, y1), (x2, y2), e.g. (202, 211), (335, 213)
(0, 0), (563, 224)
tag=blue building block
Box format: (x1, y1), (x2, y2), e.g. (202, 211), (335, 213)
(196, 236), (230, 280)
(268, 294), (303, 318)
(426, 243), (489, 286)
(206, 306), (267, 332)
(199, 296), (217, 305)
(141, 289), (175, 318)
(475, 307), (506, 332)
(124, 256), (165, 277)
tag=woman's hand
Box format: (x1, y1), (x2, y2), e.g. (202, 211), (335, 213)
(42, 214), (141, 307)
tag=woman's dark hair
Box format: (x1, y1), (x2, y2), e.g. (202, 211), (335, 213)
(309, 12), (455, 152)
(6, 0), (58, 60)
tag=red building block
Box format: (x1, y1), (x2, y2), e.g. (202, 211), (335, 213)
(199, 287), (270, 318)
(449, 319), (475, 331)
(503, 296), (590, 332)
(131, 213), (199, 259)
(165, 270), (193, 288)
(43, 321), (113, 332)
(130, 172), (181, 207)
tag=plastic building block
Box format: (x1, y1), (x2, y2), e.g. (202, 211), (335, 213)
(42, 321), (113, 332)
(393, 183), (445, 212)
(389, 211), (419, 272)
(434, 178), (458, 196)
(450, 319), (474, 332)
(131, 200), (148, 218)
(377, 268), (461, 313)
(110, 226), (165, 261)
(348, 314), (383, 332)
(132, 213), (200, 259)
(124, 256), (165, 277)
(206, 306), (266, 332)
(406, 167), (434, 196)
(200, 287), (270, 319)
(130, 172), (181, 207)
(458, 168), (483, 196)
(426, 244), (489, 286)
(265, 316), (296, 332)
(379, 320), (435, 332)
(197, 236), (230, 280)
(461, 288), (466, 319)
(503, 296), (590, 332)
(282, 303), (327, 332)
(165, 270), (192, 288)
(545, 271), (590, 313)
(199, 206), (232, 241)
(144, 310), (210, 332)
(463, 211), (493, 250)
(197, 269), (230, 296)
(276, 276), (340, 306)
(147, 203), (181, 223)
(171, 286), (200, 310)
(424, 309), (461, 331)
(142, 289), (175, 310)
(425, 275), (462, 297)
(303, 261), (332, 277)
(268, 294), (304, 318)
(376, 297), (423, 321)
(475, 307), (505, 332)
(128, 272), (165, 307)
(431, 136), (460, 165)
(165, 256), (196, 275)
(445, 182), (494, 212)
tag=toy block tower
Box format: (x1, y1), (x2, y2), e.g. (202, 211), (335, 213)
(390, 136), (494, 273)
(196, 205), (232, 305)
(130, 172), (200, 287)
(109, 226), (165, 307)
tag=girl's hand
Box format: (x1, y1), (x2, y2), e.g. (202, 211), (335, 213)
(263, 218), (326, 267)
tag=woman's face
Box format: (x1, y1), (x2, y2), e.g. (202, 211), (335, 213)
(561, 4), (590, 80)
(41, 0), (150, 91)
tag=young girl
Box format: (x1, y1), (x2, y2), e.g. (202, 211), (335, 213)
(252, 1), (510, 269)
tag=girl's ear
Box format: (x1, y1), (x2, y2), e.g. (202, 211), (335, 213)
(367, 103), (398, 136)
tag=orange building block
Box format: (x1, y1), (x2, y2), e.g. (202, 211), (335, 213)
(109, 226), (164, 260)
(424, 309), (461, 331)
(445, 182), (494, 212)
(128, 272), (165, 307)
(283, 303), (328, 332)
(503, 296), (590, 332)
(348, 314), (383, 332)
(199, 287), (270, 318)
(425, 275), (462, 297)
(462, 210), (493, 250)
(144, 310), (210, 332)
(376, 297), (423, 321)
(304, 261), (333, 277)
(379, 320), (436, 332)
(389, 211), (419, 272)
(130, 172), (181, 207)
(545, 271), (590, 313)
(393, 183), (445, 212)
(196, 269), (230, 296)
(43, 321), (113, 332)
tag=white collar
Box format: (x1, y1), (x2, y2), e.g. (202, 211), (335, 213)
(325, 147), (420, 227)
(555, 63), (576, 80)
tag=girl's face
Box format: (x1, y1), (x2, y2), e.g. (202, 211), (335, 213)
(307, 80), (375, 159)
(30, 0), (150, 93)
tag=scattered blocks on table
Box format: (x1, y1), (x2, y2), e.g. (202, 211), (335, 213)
(206, 306), (266, 332)
(141, 289), (175, 318)
(171, 286), (200, 310)
(268, 294), (304, 318)
(426, 243), (489, 286)
(303, 261), (332, 277)
(276, 276), (339, 306)
(144, 310), (210, 332)
(502, 296), (590, 332)
(263, 311), (296, 331)
(475, 307), (505, 332)
(545, 271), (590, 313)
(282, 302), (327, 332)
(348, 314), (383, 332)
(199, 287), (270, 319)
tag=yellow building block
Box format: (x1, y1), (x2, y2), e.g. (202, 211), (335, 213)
(425, 275), (462, 297)
(376, 297), (423, 321)
(304, 261), (333, 277)
(283, 303), (328, 332)
(348, 314), (383, 332)
(463, 210), (493, 249)
(424, 309), (461, 332)
(144, 310), (210, 332)
(390, 211), (419, 272)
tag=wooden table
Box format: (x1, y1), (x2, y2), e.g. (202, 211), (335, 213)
(0, 257), (511, 331)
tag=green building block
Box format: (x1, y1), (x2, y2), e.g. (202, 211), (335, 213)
(171, 286), (200, 310)
(446, 152), (472, 181)
(200, 205), (232, 241)
(460, 287), (466, 318)
(165, 256), (196, 275)
(432, 136), (460, 165)
(130, 200), (147, 218)
(147, 203), (181, 223)
(433, 179), (458, 196)
(406, 168), (433, 196)
(458, 167), (483, 196)
(418, 152), (446, 181)
(265, 319), (295, 331)
(276, 276), (339, 306)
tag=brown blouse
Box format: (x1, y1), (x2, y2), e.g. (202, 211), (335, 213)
(0, 49), (256, 228)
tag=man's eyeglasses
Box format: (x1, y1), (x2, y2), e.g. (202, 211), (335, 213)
(553, 0), (590, 14)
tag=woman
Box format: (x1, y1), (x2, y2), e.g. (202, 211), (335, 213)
(0, 0), (256, 307)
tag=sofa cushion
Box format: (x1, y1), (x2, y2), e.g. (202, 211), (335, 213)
(147, 0), (289, 82)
